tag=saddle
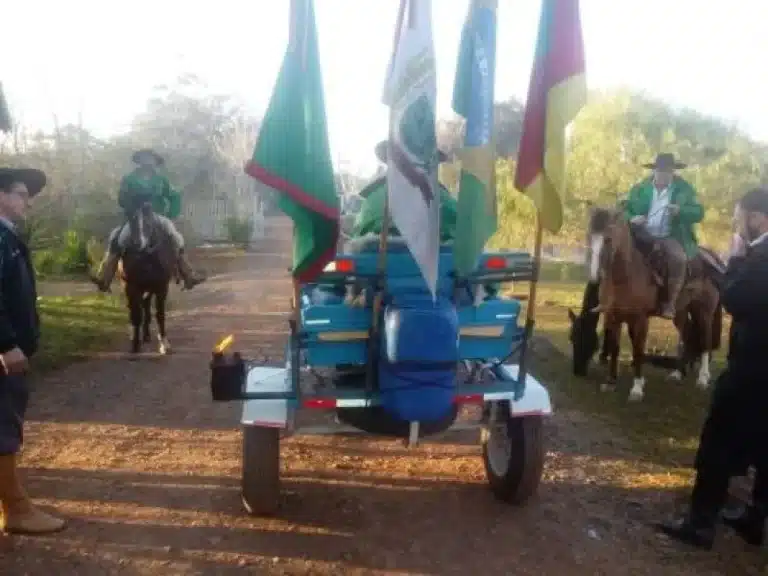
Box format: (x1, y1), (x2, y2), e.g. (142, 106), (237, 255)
(628, 223), (724, 300)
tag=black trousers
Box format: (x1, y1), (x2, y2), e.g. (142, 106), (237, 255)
(691, 369), (768, 521)
(0, 373), (28, 455)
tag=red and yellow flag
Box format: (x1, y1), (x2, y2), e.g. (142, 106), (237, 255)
(514, 0), (586, 233)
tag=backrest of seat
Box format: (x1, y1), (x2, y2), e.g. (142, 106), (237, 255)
(340, 236), (455, 300)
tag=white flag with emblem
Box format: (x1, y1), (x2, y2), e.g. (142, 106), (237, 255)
(383, 0), (440, 299)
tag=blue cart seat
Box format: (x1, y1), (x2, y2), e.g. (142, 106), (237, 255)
(300, 238), (525, 367)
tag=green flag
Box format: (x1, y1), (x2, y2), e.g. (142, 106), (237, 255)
(452, 0), (498, 277)
(0, 82), (11, 133)
(245, 0), (339, 282)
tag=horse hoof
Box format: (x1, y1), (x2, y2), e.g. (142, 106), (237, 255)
(628, 378), (645, 402)
(667, 370), (683, 383)
(158, 337), (172, 355)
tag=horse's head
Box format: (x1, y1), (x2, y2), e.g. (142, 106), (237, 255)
(127, 200), (156, 252)
(568, 308), (599, 376)
(586, 206), (631, 283)
(568, 280), (601, 377)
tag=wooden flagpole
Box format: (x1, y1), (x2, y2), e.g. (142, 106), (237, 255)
(515, 212), (543, 400)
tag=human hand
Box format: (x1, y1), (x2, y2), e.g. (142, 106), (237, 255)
(0, 347), (28, 375)
(630, 215), (646, 225)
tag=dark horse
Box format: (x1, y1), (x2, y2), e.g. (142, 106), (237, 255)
(119, 201), (175, 355)
(570, 206), (723, 402)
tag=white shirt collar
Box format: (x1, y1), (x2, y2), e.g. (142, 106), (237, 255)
(0, 216), (16, 233)
(750, 231), (768, 248)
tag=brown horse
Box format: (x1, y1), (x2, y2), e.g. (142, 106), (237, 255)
(119, 201), (176, 355)
(583, 206), (723, 401)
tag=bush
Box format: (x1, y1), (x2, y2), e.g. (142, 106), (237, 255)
(32, 228), (97, 278)
(225, 215), (254, 247)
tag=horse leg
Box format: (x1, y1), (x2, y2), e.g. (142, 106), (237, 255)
(127, 288), (142, 354)
(599, 325), (611, 365)
(668, 313), (687, 383)
(142, 293), (152, 343)
(156, 285), (172, 355)
(628, 316), (650, 402)
(695, 304), (714, 390)
(601, 316), (620, 393)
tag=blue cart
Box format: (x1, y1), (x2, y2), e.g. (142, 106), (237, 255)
(210, 237), (552, 515)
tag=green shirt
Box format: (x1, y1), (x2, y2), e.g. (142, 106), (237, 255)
(349, 174), (498, 296)
(118, 170), (182, 220)
(352, 176), (457, 242)
(623, 175), (703, 258)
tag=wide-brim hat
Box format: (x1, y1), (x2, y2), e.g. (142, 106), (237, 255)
(643, 153), (686, 171)
(0, 168), (47, 197)
(374, 140), (449, 165)
(131, 148), (165, 166)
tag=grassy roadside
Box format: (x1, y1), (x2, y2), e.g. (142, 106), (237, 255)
(519, 261), (728, 472)
(33, 293), (125, 372)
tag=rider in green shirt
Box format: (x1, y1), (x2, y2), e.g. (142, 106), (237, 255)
(347, 141), (498, 299)
(352, 141), (457, 241)
(91, 149), (206, 291)
(623, 153), (704, 319)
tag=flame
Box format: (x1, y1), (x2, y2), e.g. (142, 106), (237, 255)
(214, 334), (234, 354)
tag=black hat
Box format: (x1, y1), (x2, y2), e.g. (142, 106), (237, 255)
(0, 168), (47, 197)
(131, 148), (165, 166)
(374, 140), (449, 165)
(643, 153), (686, 171)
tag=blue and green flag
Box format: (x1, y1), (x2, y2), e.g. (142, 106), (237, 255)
(451, 0), (498, 276)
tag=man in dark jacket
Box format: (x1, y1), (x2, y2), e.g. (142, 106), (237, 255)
(0, 167), (65, 535)
(657, 187), (768, 549)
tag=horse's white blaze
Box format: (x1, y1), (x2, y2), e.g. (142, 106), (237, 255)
(588, 233), (604, 283)
(696, 352), (711, 389)
(629, 377), (645, 401)
(137, 211), (148, 250)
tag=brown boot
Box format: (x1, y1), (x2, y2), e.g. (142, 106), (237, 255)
(90, 252), (119, 293)
(178, 249), (206, 290)
(0, 454), (65, 535)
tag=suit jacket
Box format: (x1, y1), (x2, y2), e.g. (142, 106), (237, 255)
(722, 239), (768, 381)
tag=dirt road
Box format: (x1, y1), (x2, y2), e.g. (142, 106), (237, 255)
(0, 223), (764, 575)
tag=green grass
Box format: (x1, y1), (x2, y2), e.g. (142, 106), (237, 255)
(34, 294), (125, 372)
(521, 261), (727, 472)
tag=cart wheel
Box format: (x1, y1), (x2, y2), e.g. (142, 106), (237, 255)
(241, 425), (280, 516)
(482, 415), (545, 505)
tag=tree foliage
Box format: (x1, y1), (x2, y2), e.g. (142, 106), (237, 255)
(0, 81), (764, 268)
(0, 74), (264, 256)
(439, 89), (768, 254)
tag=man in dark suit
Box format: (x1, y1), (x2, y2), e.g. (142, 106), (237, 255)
(657, 187), (768, 549)
(0, 167), (65, 535)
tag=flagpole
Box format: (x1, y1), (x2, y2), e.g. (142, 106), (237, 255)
(516, 212), (543, 400)
(366, 0), (407, 394)
(365, 155), (391, 394)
